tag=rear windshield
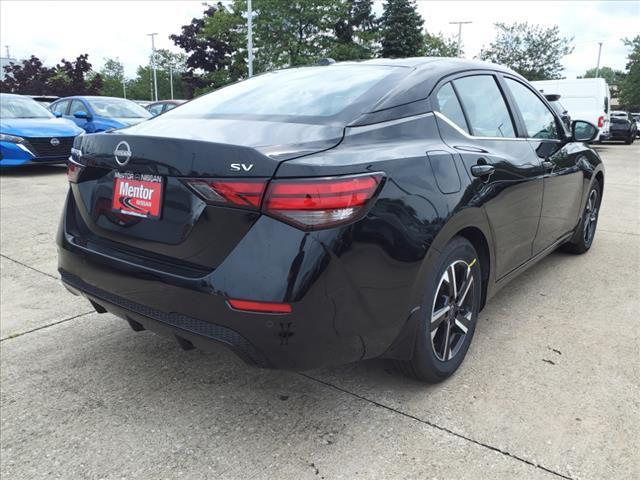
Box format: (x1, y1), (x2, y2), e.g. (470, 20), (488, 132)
(0, 95), (54, 119)
(163, 65), (398, 119)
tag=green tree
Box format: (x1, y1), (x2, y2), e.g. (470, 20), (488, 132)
(99, 58), (125, 97)
(126, 50), (189, 100)
(250, 0), (344, 70)
(579, 66), (626, 86)
(379, 0), (424, 58)
(328, 0), (379, 61)
(424, 32), (458, 57)
(170, 3), (240, 96)
(619, 35), (640, 109)
(481, 22), (574, 80)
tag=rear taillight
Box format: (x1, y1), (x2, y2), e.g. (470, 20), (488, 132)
(67, 160), (84, 183)
(598, 116), (604, 128)
(185, 173), (384, 229)
(184, 179), (268, 209)
(263, 173), (384, 229)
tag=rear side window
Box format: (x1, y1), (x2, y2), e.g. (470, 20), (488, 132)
(505, 78), (559, 139)
(453, 75), (516, 138)
(436, 83), (469, 133)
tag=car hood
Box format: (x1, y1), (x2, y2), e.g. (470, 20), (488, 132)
(0, 118), (84, 137)
(120, 117), (344, 160)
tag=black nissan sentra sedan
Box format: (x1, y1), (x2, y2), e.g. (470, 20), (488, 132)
(59, 58), (603, 382)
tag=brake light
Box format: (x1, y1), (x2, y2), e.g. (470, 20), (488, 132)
(184, 178), (267, 209)
(263, 173), (384, 229)
(67, 160), (84, 183)
(228, 299), (292, 314)
(598, 116), (604, 128)
(185, 173), (384, 229)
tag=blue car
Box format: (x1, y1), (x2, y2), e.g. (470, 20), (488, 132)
(1, 93), (84, 167)
(50, 96), (151, 133)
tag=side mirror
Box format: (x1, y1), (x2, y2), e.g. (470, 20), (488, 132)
(572, 120), (598, 143)
(73, 111), (90, 120)
(54, 111), (63, 118)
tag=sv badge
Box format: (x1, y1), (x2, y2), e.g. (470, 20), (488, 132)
(230, 163), (254, 172)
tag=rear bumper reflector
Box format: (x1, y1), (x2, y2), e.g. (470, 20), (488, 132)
(227, 299), (292, 314)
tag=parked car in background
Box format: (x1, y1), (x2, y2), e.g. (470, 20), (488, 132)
(60, 58), (604, 383)
(146, 99), (187, 116)
(50, 96), (151, 133)
(1, 93), (83, 167)
(543, 94), (571, 131)
(133, 100), (152, 108)
(532, 78), (611, 141)
(608, 111), (637, 144)
(632, 113), (640, 137)
(29, 95), (59, 108)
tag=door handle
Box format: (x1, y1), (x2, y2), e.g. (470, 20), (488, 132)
(470, 164), (495, 178)
(542, 161), (554, 172)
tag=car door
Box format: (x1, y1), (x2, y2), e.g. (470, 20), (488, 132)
(434, 73), (544, 279)
(502, 76), (584, 254)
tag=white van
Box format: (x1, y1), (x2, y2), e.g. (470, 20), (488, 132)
(531, 78), (611, 141)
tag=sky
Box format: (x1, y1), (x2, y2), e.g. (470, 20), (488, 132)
(0, 0), (638, 79)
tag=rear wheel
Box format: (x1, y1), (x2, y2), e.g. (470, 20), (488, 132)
(561, 180), (601, 254)
(397, 237), (481, 383)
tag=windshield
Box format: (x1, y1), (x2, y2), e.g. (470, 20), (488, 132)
(164, 65), (398, 119)
(0, 95), (54, 119)
(88, 98), (151, 119)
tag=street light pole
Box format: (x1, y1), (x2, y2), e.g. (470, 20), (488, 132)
(247, 0), (253, 77)
(147, 33), (159, 101)
(122, 77), (127, 99)
(595, 42), (603, 79)
(449, 21), (472, 58)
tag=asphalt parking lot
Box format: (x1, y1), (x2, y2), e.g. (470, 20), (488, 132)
(1, 143), (638, 480)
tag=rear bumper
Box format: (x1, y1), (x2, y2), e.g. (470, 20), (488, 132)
(57, 197), (377, 371)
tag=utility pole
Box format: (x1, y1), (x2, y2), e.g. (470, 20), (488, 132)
(169, 63), (174, 100)
(595, 42), (603, 78)
(147, 33), (159, 101)
(122, 77), (127, 99)
(449, 21), (472, 58)
(247, 0), (253, 77)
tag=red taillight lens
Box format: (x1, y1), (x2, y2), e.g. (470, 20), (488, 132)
(184, 179), (267, 209)
(598, 116), (604, 128)
(67, 160), (84, 183)
(264, 173), (384, 229)
(228, 299), (292, 314)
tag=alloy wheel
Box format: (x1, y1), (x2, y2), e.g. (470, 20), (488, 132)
(583, 189), (599, 244)
(430, 260), (476, 362)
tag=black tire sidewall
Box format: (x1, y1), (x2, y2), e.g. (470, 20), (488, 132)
(410, 237), (481, 382)
(582, 180), (602, 250)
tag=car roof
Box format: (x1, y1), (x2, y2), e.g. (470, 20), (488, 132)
(328, 57), (523, 123)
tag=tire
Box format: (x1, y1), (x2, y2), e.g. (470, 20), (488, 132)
(625, 135), (632, 145)
(397, 236), (482, 383)
(561, 180), (602, 254)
